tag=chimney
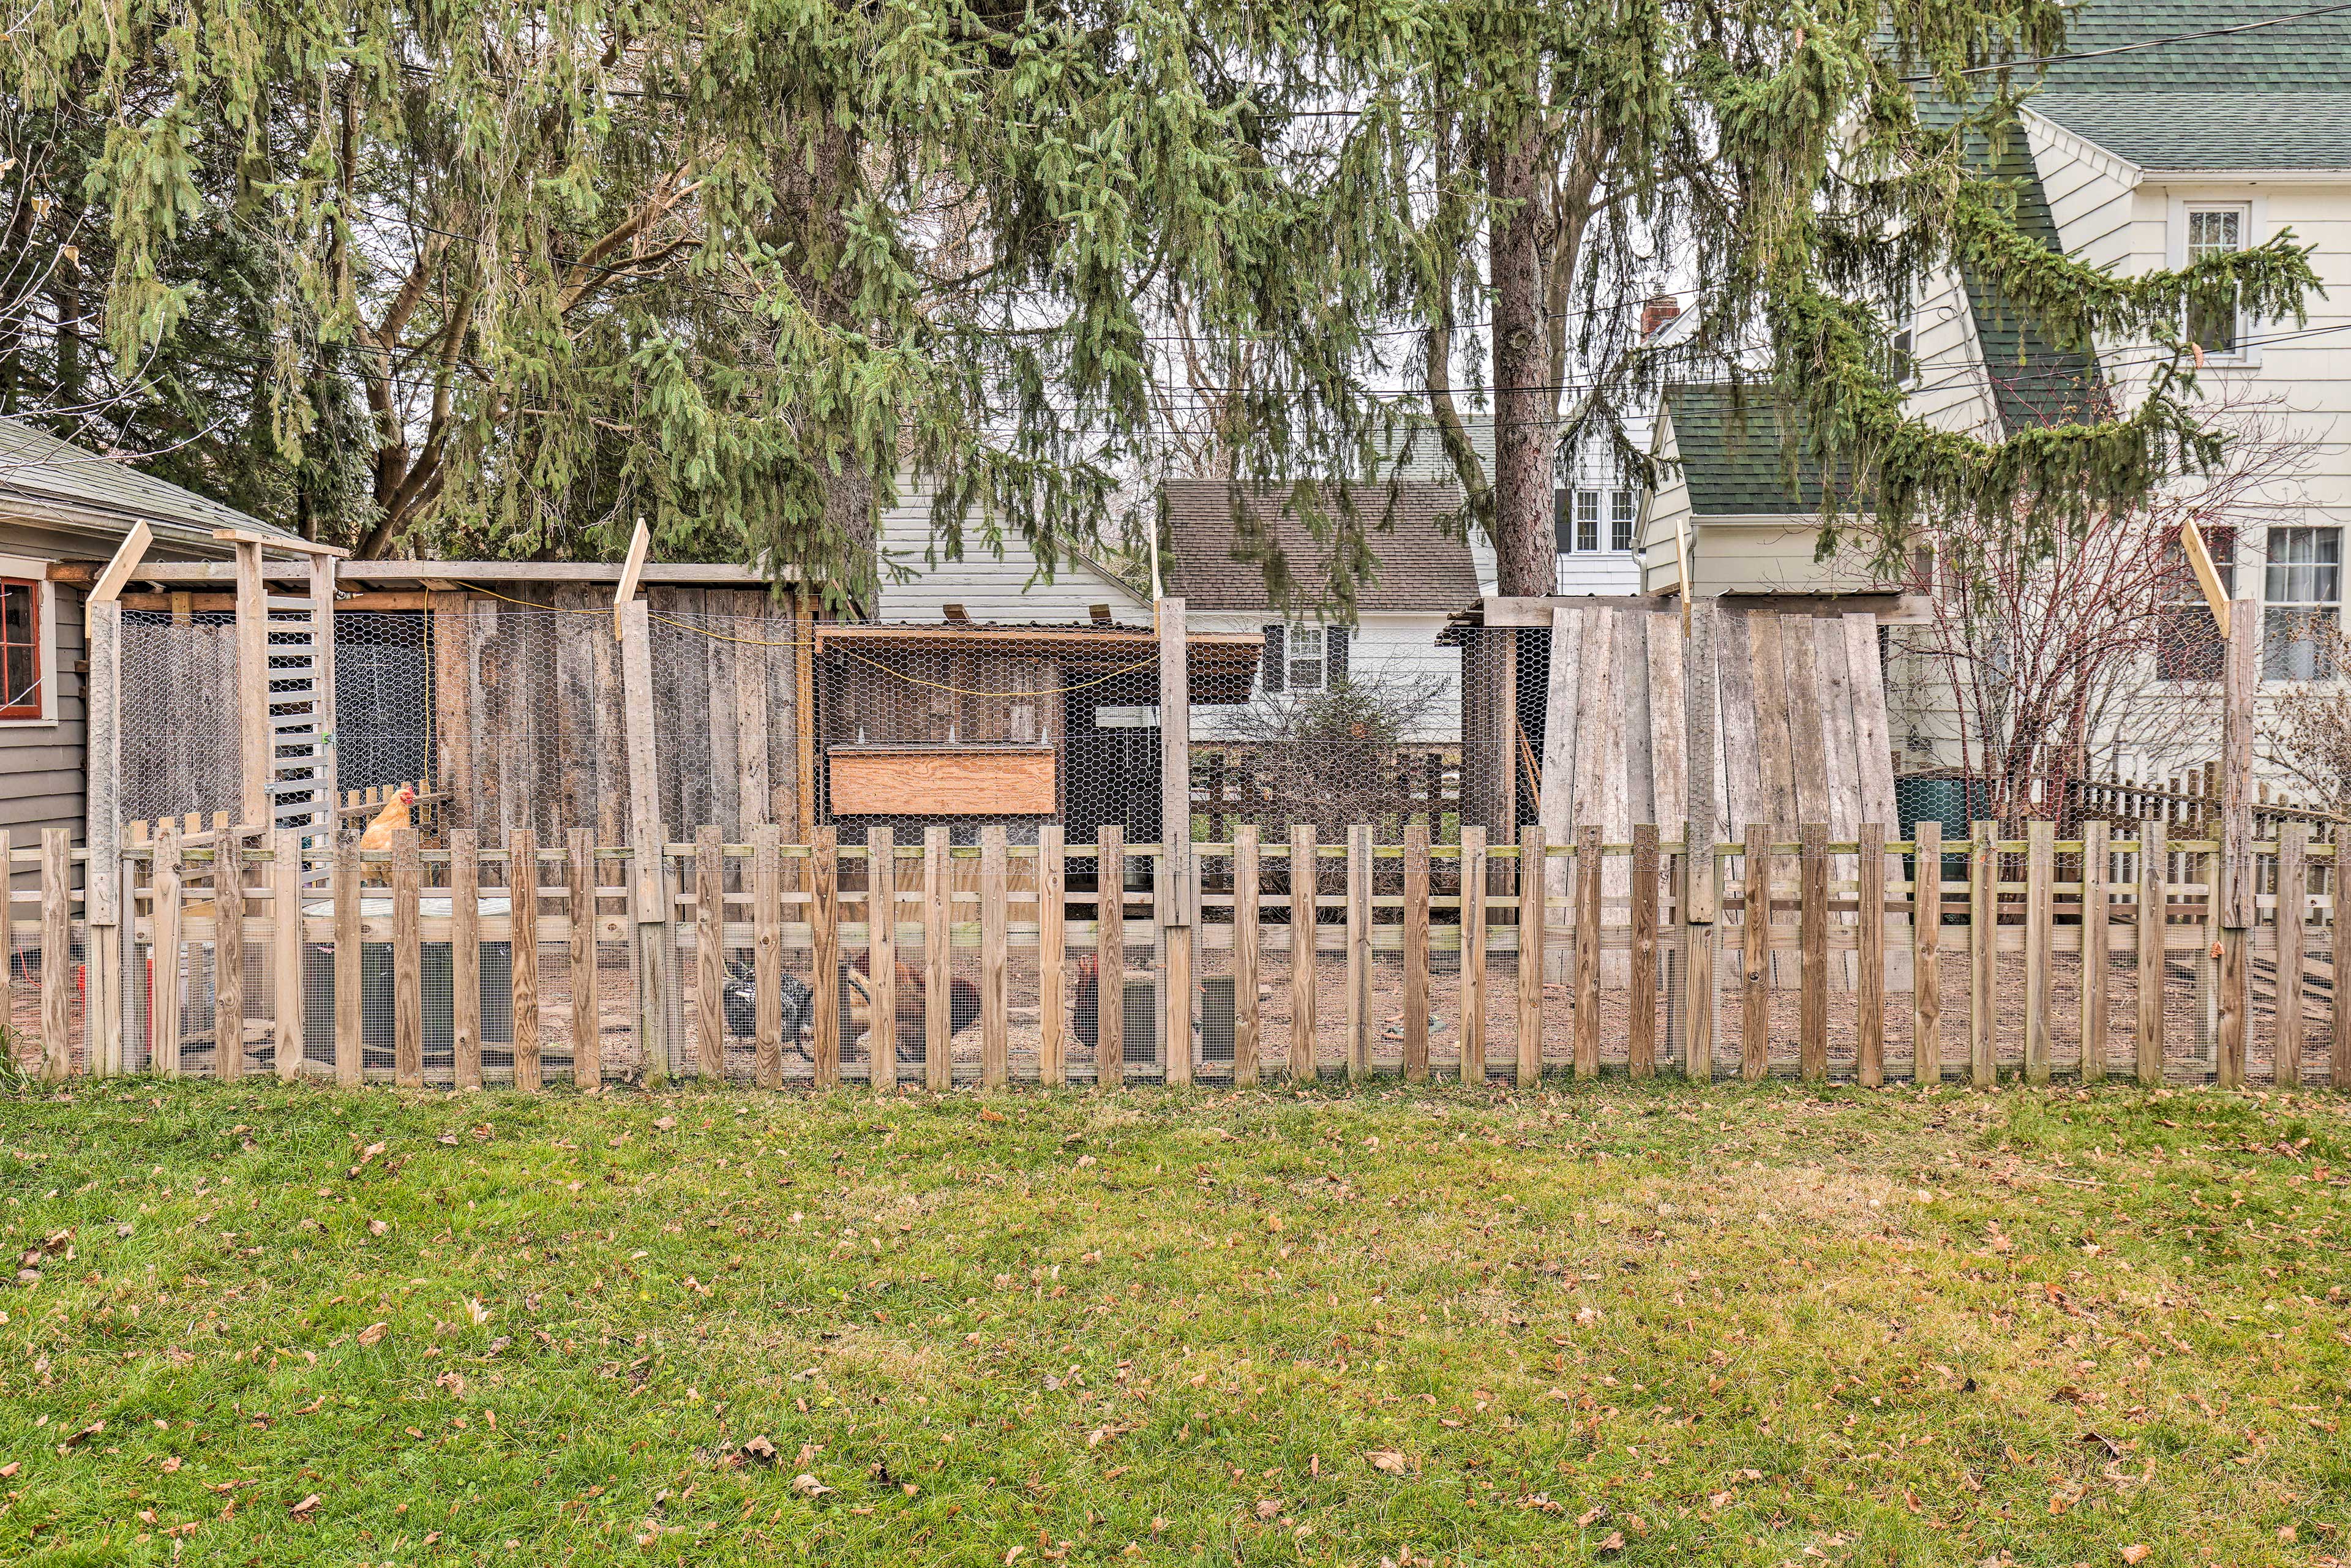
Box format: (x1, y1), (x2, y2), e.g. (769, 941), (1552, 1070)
(1640, 294), (1682, 339)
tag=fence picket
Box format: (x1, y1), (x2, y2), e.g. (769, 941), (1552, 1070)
(814, 825), (841, 1089)
(1095, 825), (1123, 1087)
(272, 830), (304, 1082)
(452, 830), (483, 1090)
(1460, 826), (1487, 1086)
(1969, 822), (1995, 1090)
(2277, 822), (2306, 1089)
(1742, 824), (1769, 1081)
(1346, 823), (1371, 1083)
(1857, 822), (1884, 1089)
(569, 827), (601, 1090)
(334, 830), (361, 1086)
(392, 828), (422, 1087)
(512, 828), (542, 1093)
(40, 830), (70, 1080)
(1630, 824), (1658, 1079)
(979, 825), (1007, 1090)
(2137, 819), (2167, 1087)
(2025, 820), (2052, 1085)
(2334, 840), (2350, 1090)
(1575, 823), (1602, 1079)
(1233, 825), (1259, 1089)
(1799, 823), (1828, 1084)
(2081, 822), (2109, 1082)
(696, 826), (724, 1081)
(216, 827), (247, 1081)
(871, 827), (898, 1095)
(1913, 820), (1941, 1084)
(152, 823), (184, 1078)
(753, 824), (783, 1090)
(1403, 822), (1430, 1083)
(1038, 826), (1064, 1088)
(1289, 825), (1316, 1084)
(1517, 826), (1545, 1088)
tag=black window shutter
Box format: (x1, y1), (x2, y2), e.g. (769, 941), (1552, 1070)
(1325, 625), (1349, 687)
(1553, 489), (1573, 553)
(1260, 623), (1285, 693)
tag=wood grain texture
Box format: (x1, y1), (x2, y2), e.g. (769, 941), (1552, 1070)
(511, 828), (542, 1092)
(1629, 823), (1659, 1079)
(2137, 819), (2168, 1087)
(569, 827), (602, 1090)
(2276, 823), (2306, 1088)
(926, 827), (954, 1089)
(1747, 615), (1794, 834)
(1460, 825), (1487, 1085)
(1843, 615), (1899, 827)
(216, 827), (247, 1081)
(1095, 825), (1123, 1087)
(451, 830), (483, 1090)
(1289, 825), (1317, 1083)
(1346, 823), (1372, 1082)
(2335, 841), (2351, 1090)
(235, 543), (269, 825)
(1538, 606), (1584, 869)
(979, 825), (1008, 1090)
(696, 826), (725, 1081)
(1742, 823), (1770, 1082)
(1969, 822), (1996, 1090)
(1911, 820), (1942, 1084)
(1857, 822), (1886, 1087)
(2080, 822), (2110, 1083)
(1798, 823), (1828, 1083)
(1038, 826), (1065, 1087)
(829, 750), (1057, 817)
(1716, 612), (1761, 844)
(1782, 627), (1829, 834)
(326, 830), (358, 1086)
(1233, 825), (1260, 1088)
(2023, 820), (2052, 1085)
(1574, 823), (1602, 1079)
(272, 830), (304, 1081)
(869, 826), (899, 1094)
(152, 825), (184, 1078)
(752, 824), (783, 1090)
(392, 828), (422, 1087)
(1403, 822), (1430, 1082)
(1517, 825), (1546, 1087)
(814, 826), (842, 1088)
(40, 830), (71, 1080)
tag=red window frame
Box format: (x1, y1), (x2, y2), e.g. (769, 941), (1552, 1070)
(0, 577), (42, 719)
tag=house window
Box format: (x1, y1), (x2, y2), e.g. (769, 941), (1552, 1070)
(1610, 490), (1637, 552)
(0, 578), (41, 720)
(2156, 524), (2235, 681)
(1257, 623), (1348, 694)
(1890, 324), (1919, 388)
(2264, 527), (2341, 681)
(2184, 204), (2246, 356)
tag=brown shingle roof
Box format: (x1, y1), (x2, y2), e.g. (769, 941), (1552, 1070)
(1160, 480), (1480, 614)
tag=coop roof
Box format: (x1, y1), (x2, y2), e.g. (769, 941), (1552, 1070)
(815, 621), (1266, 705)
(1660, 384), (1874, 518)
(1160, 480), (1482, 615)
(0, 416), (310, 554)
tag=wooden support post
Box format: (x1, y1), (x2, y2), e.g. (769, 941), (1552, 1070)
(1683, 601), (1720, 1081)
(511, 827), (541, 1092)
(814, 825), (842, 1089)
(1381, 822), (1419, 1081)
(2024, 819), (2053, 1085)
(1573, 824), (1602, 1078)
(2080, 822), (2110, 1082)
(2276, 822), (2306, 1088)
(39, 830), (72, 1079)
(392, 827), (422, 1087)
(152, 823), (184, 1077)
(695, 826), (724, 1081)
(1288, 825), (1316, 1083)
(1629, 824), (1659, 1079)
(1158, 599), (1194, 1086)
(331, 830), (361, 1087)
(978, 825), (1008, 1089)
(309, 554), (339, 822)
(2216, 595), (2257, 1090)
(869, 827), (899, 1093)
(1857, 822), (1886, 1089)
(1233, 824), (1260, 1089)
(1742, 823), (1769, 1081)
(2333, 839), (2351, 1090)
(0, 829), (10, 1076)
(2137, 819), (2168, 1087)
(235, 541), (270, 827)
(1517, 825), (1546, 1087)
(1968, 821), (1996, 1089)
(923, 826), (953, 1089)
(793, 587), (817, 842)
(569, 827), (601, 1091)
(1038, 826), (1066, 1087)
(1346, 823), (1371, 1082)
(216, 827), (247, 1081)
(269, 830), (304, 1082)
(617, 599), (670, 1083)
(84, 598), (122, 1075)
(1095, 825), (1123, 1087)
(1799, 823), (1828, 1084)
(752, 824), (784, 1090)
(1912, 821), (1943, 1084)
(1460, 826), (1488, 1085)
(451, 830), (482, 1090)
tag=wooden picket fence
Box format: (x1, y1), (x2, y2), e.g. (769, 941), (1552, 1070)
(9, 816), (2348, 1090)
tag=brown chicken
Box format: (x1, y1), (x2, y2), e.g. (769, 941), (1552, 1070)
(846, 948), (980, 1063)
(358, 784), (417, 851)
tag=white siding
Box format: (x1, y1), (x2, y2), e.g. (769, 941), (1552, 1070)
(1187, 607), (1463, 744)
(1902, 260), (2002, 438)
(872, 481), (1150, 625)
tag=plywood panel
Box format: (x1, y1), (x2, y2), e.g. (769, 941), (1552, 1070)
(830, 749), (1057, 816)
(1746, 612), (1793, 831)
(1780, 615), (1829, 831)
(1717, 610), (1761, 836)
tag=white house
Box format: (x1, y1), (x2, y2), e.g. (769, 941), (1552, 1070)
(869, 481), (1152, 625)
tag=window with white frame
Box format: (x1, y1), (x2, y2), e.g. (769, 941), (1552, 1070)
(1287, 625), (1327, 690)
(2184, 204), (2248, 357)
(2263, 526), (2341, 681)
(1610, 490), (1636, 552)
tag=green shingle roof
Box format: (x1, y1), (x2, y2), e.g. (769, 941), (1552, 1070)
(1952, 124), (2105, 435)
(1662, 384), (1861, 518)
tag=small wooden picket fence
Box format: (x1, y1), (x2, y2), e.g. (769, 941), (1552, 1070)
(9, 816), (2346, 1091)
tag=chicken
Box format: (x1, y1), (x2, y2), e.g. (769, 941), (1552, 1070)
(846, 948), (981, 1064)
(721, 961), (814, 1056)
(358, 784), (416, 852)
(1073, 953), (1103, 1057)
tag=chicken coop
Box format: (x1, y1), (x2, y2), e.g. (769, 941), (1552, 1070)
(63, 523), (1258, 1090)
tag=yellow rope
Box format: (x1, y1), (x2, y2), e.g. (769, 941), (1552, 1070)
(432, 580), (1161, 700)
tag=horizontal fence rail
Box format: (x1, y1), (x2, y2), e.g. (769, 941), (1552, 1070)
(10, 819), (2349, 1092)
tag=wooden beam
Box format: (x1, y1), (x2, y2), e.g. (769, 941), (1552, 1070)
(235, 542), (270, 825)
(211, 527), (347, 557)
(309, 553), (339, 824)
(613, 517), (651, 640)
(87, 520), (152, 605)
(1158, 599), (1193, 1084)
(2180, 519), (2232, 638)
(84, 597), (123, 1073)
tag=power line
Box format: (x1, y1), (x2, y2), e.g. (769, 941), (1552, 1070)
(1898, 1), (2351, 81)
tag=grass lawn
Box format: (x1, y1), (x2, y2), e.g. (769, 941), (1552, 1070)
(1, 1078), (2345, 1566)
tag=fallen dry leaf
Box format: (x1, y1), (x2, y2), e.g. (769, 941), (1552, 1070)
(465, 1297), (491, 1326)
(1597, 1530), (1625, 1552)
(288, 1493), (321, 1519)
(367, 1219), (389, 1237)
(654, 1116), (678, 1133)
(2120, 1549), (2151, 1566)
(1254, 1498), (1281, 1519)
(790, 1473), (831, 1497)
(738, 1436), (779, 1467)
(1367, 1449), (1408, 1476)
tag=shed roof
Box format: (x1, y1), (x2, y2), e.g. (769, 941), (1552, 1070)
(1160, 479), (1481, 615)
(0, 417), (307, 552)
(1660, 384), (1870, 518)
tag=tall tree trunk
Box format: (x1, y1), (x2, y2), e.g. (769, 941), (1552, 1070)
(1487, 116), (1553, 598)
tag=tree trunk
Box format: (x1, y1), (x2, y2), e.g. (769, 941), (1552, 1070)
(1487, 116), (1553, 599)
